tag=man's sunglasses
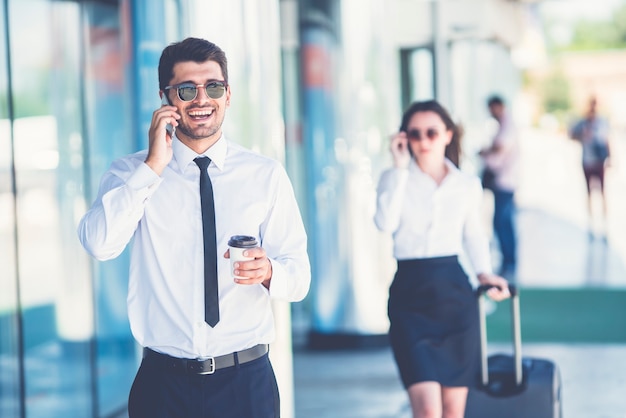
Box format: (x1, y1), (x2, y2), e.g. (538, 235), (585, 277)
(406, 128), (439, 141)
(164, 81), (227, 102)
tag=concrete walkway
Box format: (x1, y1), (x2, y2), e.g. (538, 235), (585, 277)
(293, 343), (626, 418)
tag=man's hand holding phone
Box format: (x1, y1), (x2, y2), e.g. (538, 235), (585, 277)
(391, 131), (411, 169)
(145, 94), (180, 175)
(161, 95), (176, 138)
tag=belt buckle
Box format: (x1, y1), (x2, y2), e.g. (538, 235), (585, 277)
(195, 357), (215, 375)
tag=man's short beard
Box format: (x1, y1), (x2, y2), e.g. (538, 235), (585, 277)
(177, 124), (221, 141)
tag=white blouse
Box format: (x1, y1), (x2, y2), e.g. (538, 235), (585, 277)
(374, 159), (492, 275)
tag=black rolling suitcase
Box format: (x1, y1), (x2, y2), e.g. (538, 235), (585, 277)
(464, 285), (562, 418)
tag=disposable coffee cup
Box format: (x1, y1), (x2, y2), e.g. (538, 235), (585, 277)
(228, 235), (258, 279)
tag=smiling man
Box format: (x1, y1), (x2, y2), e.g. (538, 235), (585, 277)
(77, 38), (311, 418)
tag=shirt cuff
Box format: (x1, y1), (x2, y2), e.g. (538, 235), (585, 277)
(126, 163), (163, 200)
(267, 258), (287, 300)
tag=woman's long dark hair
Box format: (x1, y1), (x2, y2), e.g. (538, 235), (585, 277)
(399, 100), (462, 167)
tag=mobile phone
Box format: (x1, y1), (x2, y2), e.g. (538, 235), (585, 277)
(161, 95), (175, 136)
(399, 131), (413, 156)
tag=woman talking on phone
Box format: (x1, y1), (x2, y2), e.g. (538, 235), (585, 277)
(374, 100), (510, 418)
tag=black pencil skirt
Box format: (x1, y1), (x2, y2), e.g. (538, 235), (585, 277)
(387, 256), (479, 389)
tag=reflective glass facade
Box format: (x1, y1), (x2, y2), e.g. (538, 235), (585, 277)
(0, 1), (20, 415)
(3, 1), (95, 415)
(0, 0), (177, 416)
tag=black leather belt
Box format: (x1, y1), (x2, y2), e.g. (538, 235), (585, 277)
(143, 344), (269, 375)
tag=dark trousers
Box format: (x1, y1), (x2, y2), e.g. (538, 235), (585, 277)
(493, 189), (517, 272)
(583, 163), (606, 193)
(128, 353), (279, 418)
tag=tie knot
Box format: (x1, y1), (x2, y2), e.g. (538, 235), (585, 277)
(194, 156), (211, 171)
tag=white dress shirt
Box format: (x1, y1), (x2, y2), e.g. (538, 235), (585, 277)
(78, 135), (310, 358)
(484, 111), (520, 192)
(374, 159), (492, 275)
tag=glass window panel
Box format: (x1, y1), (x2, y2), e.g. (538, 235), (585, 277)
(189, 0), (285, 160)
(82, 2), (139, 416)
(9, 1), (93, 416)
(0, 2), (21, 416)
(409, 48), (435, 102)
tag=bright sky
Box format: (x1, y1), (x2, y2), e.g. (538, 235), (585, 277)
(540, 0), (625, 21)
(538, 0), (625, 45)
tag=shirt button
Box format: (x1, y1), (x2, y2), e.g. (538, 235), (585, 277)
(195, 321), (204, 328)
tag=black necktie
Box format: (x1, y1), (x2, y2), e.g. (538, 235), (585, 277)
(194, 157), (219, 327)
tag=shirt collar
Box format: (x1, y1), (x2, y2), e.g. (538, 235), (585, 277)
(444, 158), (461, 176)
(172, 134), (228, 172)
(410, 158), (461, 181)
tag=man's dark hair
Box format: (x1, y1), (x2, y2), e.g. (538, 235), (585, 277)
(158, 38), (228, 90)
(487, 95), (504, 107)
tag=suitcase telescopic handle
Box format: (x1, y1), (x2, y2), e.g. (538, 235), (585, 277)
(476, 284), (522, 386)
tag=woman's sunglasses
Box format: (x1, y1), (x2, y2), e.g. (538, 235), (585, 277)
(164, 81), (227, 102)
(406, 128), (439, 141)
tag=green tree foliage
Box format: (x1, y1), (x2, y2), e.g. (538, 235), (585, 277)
(564, 3), (626, 51)
(542, 70), (571, 115)
(613, 4), (626, 44)
(534, 2), (625, 124)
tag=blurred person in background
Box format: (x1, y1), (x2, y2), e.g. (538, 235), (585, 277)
(479, 95), (520, 280)
(569, 95), (611, 240)
(78, 37), (310, 418)
(374, 100), (510, 418)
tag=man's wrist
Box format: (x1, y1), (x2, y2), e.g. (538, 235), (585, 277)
(262, 259), (273, 289)
(144, 159), (166, 176)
